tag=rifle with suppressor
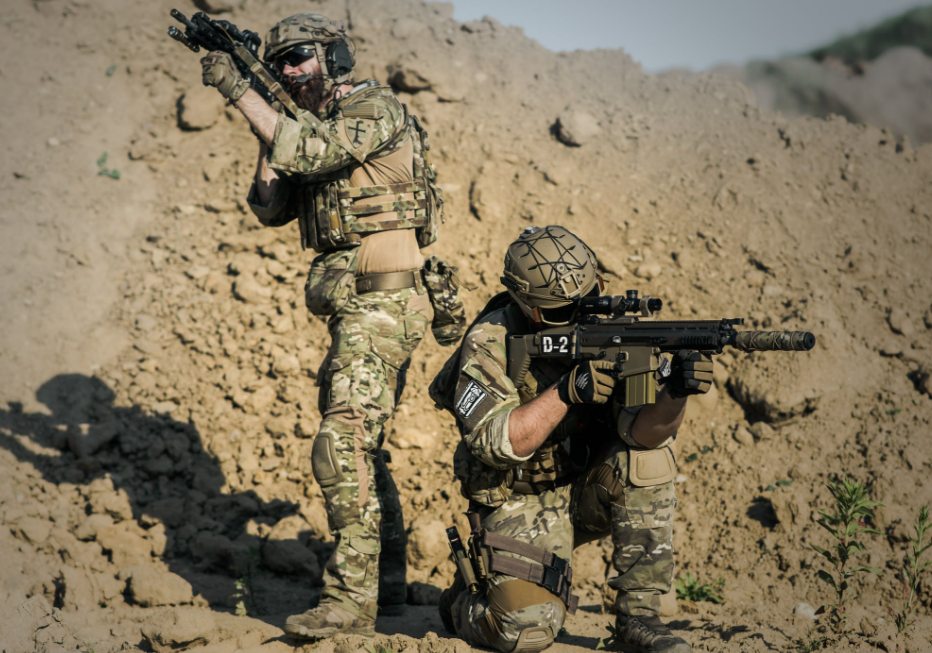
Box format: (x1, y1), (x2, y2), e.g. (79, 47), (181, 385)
(506, 289), (816, 407)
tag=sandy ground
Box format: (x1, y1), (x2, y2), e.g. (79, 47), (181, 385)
(1, 1), (931, 652)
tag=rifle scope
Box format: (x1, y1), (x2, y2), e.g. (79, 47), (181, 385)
(579, 290), (662, 316)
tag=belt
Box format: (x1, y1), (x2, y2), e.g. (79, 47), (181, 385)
(355, 270), (419, 294)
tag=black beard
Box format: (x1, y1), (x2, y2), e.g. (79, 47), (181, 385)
(292, 76), (328, 116)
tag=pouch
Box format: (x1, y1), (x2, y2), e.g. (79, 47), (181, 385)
(421, 255), (467, 346)
(304, 248), (358, 316)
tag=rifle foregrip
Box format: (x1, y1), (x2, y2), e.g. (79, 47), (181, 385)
(734, 330), (815, 352)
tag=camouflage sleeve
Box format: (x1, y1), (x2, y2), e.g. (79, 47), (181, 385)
(266, 92), (408, 176)
(246, 177), (294, 227)
(453, 318), (530, 470)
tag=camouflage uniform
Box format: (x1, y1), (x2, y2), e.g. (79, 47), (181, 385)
(249, 82), (429, 621)
(445, 306), (677, 652)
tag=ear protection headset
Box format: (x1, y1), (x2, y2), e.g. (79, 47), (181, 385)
(325, 40), (353, 79)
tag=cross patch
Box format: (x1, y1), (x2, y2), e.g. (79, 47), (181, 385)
(342, 117), (373, 152)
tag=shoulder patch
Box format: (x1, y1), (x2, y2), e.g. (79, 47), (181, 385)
(342, 117), (374, 152)
(343, 102), (382, 119)
(456, 380), (488, 419)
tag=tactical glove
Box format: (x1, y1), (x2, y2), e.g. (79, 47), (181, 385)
(557, 360), (617, 405)
(201, 51), (250, 101)
(666, 350), (714, 398)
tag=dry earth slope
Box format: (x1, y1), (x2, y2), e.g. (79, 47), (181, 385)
(1, 0), (931, 652)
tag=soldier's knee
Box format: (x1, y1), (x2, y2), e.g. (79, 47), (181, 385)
(311, 417), (356, 487)
(484, 580), (565, 653)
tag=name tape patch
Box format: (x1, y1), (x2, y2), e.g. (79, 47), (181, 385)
(456, 381), (487, 419)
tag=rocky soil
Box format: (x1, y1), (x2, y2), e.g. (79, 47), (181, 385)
(1, 0), (931, 652)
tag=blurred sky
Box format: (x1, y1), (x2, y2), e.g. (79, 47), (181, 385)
(450, 0), (929, 71)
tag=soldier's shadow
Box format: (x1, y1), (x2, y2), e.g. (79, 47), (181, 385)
(0, 373), (326, 625)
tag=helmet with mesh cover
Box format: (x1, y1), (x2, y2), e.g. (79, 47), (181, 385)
(265, 13), (356, 85)
(501, 225), (600, 326)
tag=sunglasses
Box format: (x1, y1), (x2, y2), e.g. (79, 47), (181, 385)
(274, 46), (316, 72)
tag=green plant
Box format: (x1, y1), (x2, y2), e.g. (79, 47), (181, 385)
(231, 546), (263, 616)
(796, 626), (830, 653)
(95, 152), (120, 180)
(891, 505), (931, 632)
(594, 623), (616, 650)
(811, 477), (884, 634)
(363, 645), (397, 653)
(674, 572), (724, 604)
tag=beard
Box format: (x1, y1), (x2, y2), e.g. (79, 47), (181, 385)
(292, 75), (328, 116)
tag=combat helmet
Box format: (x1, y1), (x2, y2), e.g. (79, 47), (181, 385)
(501, 225), (601, 327)
(265, 13), (356, 86)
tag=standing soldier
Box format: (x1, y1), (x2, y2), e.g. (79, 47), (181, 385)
(433, 226), (711, 653)
(199, 12), (462, 639)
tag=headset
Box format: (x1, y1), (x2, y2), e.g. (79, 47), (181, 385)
(325, 40), (353, 79)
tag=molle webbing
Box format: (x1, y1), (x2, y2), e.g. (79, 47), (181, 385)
(338, 180), (429, 233)
(478, 530), (579, 614)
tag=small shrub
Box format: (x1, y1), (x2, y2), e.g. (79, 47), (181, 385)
(231, 546), (263, 616)
(890, 505), (931, 633)
(674, 572), (724, 604)
(811, 477), (883, 634)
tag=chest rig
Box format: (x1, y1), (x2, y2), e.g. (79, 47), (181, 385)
(289, 83), (445, 253)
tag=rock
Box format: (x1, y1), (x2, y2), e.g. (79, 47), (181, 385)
(177, 86), (226, 131)
(262, 539), (322, 578)
(88, 487), (134, 521)
(733, 426), (755, 446)
(96, 522), (152, 568)
(633, 262), (663, 281)
(143, 497), (187, 528)
(141, 607), (216, 653)
(407, 581), (442, 606)
(272, 353), (300, 376)
(194, 0), (236, 13)
(888, 308), (914, 335)
(124, 566), (194, 606)
(15, 517), (52, 544)
(748, 422), (775, 441)
(554, 108), (601, 147)
(859, 616), (877, 636)
(68, 419), (119, 458)
(924, 307), (932, 330)
(56, 566), (123, 611)
(233, 276), (272, 304)
(1, 596), (82, 652)
(74, 513), (114, 541)
(794, 602), (816, 620)
(728, 356), (823, 423)
(407, 518), (448, 571)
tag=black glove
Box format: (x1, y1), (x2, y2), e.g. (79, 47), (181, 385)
(666, 350), (713, 398)
(557, 360), (617, 405)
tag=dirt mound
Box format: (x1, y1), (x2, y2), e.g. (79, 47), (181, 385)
(1, 0), (931, 651)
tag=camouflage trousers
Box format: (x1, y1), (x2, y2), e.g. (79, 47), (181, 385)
(311, 286), (429, 621)
(449, 440), (676, 652)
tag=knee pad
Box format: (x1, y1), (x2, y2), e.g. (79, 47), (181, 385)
(311, 430), (343, 487)
(511, 626), (555, 652)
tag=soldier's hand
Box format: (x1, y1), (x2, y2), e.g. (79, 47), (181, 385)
(201, 51), (249, 101)
(667, 350), (713, 398)
(557, 360), (617, 405)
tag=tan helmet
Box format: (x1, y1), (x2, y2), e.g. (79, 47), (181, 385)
(265, 13), (356, 84)
(501, 225), (601, 326)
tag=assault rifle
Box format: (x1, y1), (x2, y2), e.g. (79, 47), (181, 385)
(507, 290), (816, 407)
(167, 9), (352, 155)
(168, 9), (283, 108)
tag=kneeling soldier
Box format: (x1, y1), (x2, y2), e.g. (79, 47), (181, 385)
(435, 226), (712, 653)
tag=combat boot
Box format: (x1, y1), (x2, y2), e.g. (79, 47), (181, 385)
(283, 603), (376, 640)
(613, 615), (690, 653)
